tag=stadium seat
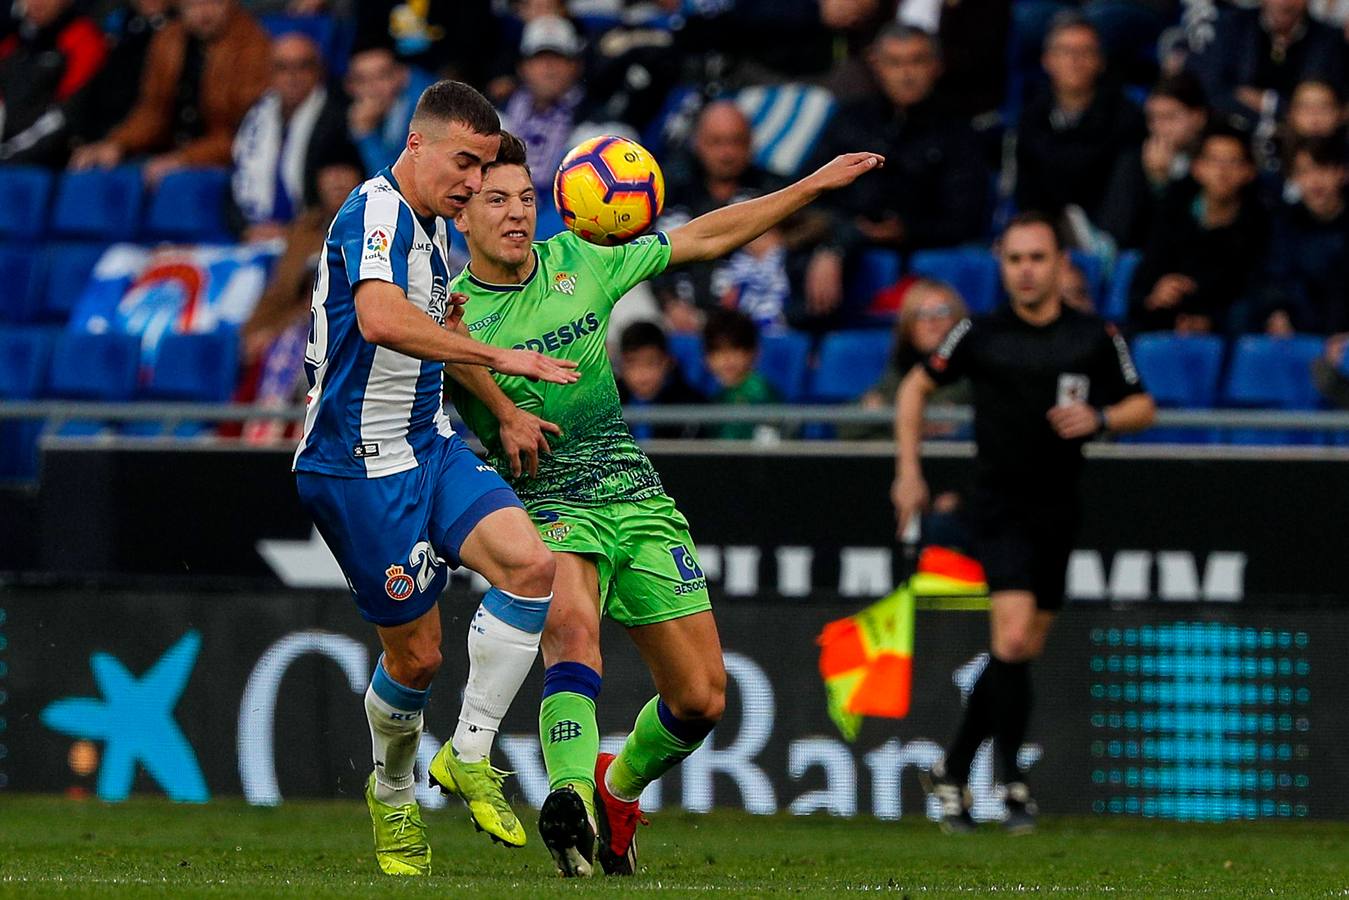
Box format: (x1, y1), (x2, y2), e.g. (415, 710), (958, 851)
(40, 242), (108, 322)
(667, 332), (714, 396)
(909, 248), (1001, 313)
(145, 168), (232, 243)
(757, 332), (812, 401)
(1223, 335), (1325, 445)
(1129, 333), (1225, 444)
(47, 330), (142, 401)
(0, 245), (43, 322)
(51, 167), (143, 240)
(847, 249), (903, 309)
(1103, 250), (1141, 323)
(810, 329), (892, 402)
(0, 327), (56, 479)
(146, 329), (240, 402)
(0, 166), (54, 239)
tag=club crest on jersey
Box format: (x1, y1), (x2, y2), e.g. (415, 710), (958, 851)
(552, 272), (578, 295)
(384, 565), (415, 601)
(544, 522), (572, 542)
(364, 226), (392, 260)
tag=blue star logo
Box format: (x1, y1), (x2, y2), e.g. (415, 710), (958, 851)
(41, 631), (209, 802)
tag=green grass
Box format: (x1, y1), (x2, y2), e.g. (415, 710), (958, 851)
(1, 795), (1347, 897)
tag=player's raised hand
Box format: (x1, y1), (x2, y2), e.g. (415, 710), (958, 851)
(498, 409), (561, 478)
(494, 348), (581, 384)
(805, 152), (886, 192)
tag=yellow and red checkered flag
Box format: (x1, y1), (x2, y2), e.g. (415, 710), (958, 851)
(817, 547), (987, 741)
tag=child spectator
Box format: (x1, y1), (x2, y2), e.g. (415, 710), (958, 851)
(1129, 126), (1268, 334)
(616, 322), (705, 440)
(703, 309), (779, 440)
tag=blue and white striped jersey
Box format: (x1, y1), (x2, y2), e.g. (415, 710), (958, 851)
(293, 167), (456, 478)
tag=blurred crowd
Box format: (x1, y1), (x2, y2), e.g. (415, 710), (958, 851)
(6, 0), (1349, 426)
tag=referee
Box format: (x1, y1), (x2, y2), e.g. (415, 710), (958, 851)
(892, 212), (1156, 833)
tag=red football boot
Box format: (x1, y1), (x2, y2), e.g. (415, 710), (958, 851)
(593, 752), (648, 875)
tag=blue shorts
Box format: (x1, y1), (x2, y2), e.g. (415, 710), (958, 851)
(296, 434), (524, 627)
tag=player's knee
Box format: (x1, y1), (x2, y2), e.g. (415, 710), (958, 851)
(385, 645), (443, 689)
(541, 613), (601, 670)
(668, 677), (726, 724)
(503, 542), (555, 598)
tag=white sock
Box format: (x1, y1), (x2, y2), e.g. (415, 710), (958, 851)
(365, 659), (428, 807)
(452, 588), (551, 763)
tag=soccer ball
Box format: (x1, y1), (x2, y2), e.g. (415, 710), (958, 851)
(553, 135), (665, 246)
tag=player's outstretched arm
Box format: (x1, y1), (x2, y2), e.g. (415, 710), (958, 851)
(892, 367), (937, 539)
(354, 281), (579, 384)
(665, 152), (884, 266)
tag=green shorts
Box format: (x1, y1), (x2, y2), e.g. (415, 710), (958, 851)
(527, 493), (712, 627)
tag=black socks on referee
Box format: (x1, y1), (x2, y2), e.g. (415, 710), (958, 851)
(944, 654), (1033, 786)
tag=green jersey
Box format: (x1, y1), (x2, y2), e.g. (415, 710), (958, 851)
(447, 230), (672, 507)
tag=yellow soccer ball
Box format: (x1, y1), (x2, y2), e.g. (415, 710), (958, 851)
(553, 135), (665, 246)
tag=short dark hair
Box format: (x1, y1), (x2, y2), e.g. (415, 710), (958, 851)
(1001, 211), (1065, 250)
(1199, 122), (1255, 165)
(483, 130), (533, 179)
(1045, 10), (1099, 49)
(411, 80), (499, 136)
(619, 321), (669, 355)
(1292, 135), (1346, 169)
(703, 309), (759, 353)
(1150, 71), (1208, 112)
(872, 23), (942, 59)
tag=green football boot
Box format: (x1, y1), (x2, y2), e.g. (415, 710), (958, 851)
(428, 743), (527, 847)
(364, 773), (431, 876)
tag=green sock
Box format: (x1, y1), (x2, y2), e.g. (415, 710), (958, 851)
(540, 691), (599, 816)
(607, 696), (708, 801)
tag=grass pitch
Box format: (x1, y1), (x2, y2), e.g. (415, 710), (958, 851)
(1, 795), (1347, 897)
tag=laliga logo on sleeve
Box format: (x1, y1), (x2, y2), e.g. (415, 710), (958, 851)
(384, 565), (415, 601)
(364, 226), (392, 260)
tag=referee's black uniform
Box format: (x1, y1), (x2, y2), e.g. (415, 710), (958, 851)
(921, 303), (1146, 793)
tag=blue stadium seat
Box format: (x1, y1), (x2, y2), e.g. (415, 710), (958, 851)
(1129, 333), (1225, 443)
(1103, 250), (1141, 323)
(51, 167), (143, 240)
(811, 329), (892, 402)
(847, 249), (902, 308)
(47, 330), (141, 401)
(145, 168), (231, 242)
(40, 242), (108, 322)
(1223, 335), (1325, 445)
(0, 327), (55, 478)
(146, 329), (240, 402)
(667, 332), (713, 396)
(0, 166), (54, 239)
(0, 245), (43, 322)
(757, 332), (812, 401)
(909, 248), (1001, 313)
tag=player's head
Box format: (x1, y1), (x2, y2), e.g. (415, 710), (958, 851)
(703, 309), (760, 390)
(997, 211), (1066, 310)
(404, 80), (501, 218)
(454, 131), (536, 269)
(619, 321), (675, 401)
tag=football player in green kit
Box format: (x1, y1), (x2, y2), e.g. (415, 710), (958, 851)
(444, 133), (883, 877)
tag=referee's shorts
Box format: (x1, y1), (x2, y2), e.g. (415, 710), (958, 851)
(968, 495), (1079, 612)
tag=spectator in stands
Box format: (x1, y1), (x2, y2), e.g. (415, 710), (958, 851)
(68, 0), (170, 147)
(799, 24), (990, 327)
(0, 0), (107, 166)
(345, 47), (435, 176)
(231, 34), (352, 241)
(1130, 126), (1267, 334)
(843, 279), (970, 439)
(1059, 258), (1096, 314)
(1248, 139), (1349, 335)
(498, 16), (588, 198)
(616, 321), (706, 440)
(1261, 79), (1348, 192)
(1312, 332), (1349, 407)
(1015, 13), (1146, 225)
(354, 0), (502, 87)
(68, 0), (269, 183)
(240, 151), (365, 366)
(655, 102), (789, 332)
(1188, 0), (1344, 127)
(897, 0), (1012, 121)
(1098, 73), (1209, 249)
(703, 308), (779, 440)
